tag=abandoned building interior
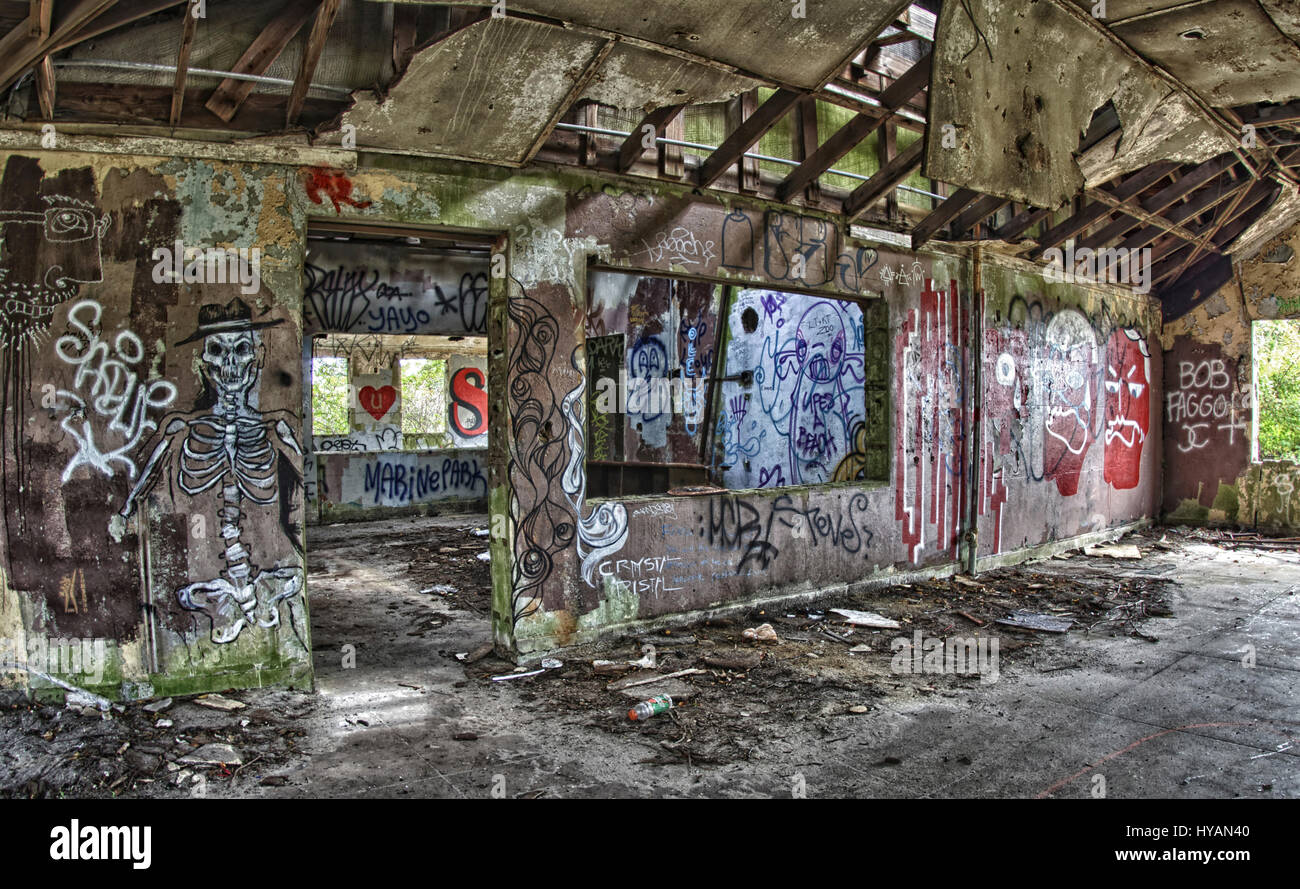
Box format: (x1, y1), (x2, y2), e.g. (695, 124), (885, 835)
(0, 0), (1298, 802)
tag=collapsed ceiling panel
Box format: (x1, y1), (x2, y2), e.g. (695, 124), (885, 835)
(926, 0), (1237, 208)
(505, 0), (910, 89)
(1260, 0), (1300, 40)
(1111, 0), (1300, 106)
(580, 43), (760, 112)
(56, 0), (390, 92)
(340, 17), (606, 164)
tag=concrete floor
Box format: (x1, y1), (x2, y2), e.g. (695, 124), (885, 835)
(257, 516), (1299, 799)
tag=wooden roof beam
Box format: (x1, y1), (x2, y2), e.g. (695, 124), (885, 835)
(842, 136), (922, 219)
(696, 88), (802, 188)
(285, 0), (339, 126)
(204, 0), (321, 123)
(911, 187), (979, 249)
(775, 51), (930, 202)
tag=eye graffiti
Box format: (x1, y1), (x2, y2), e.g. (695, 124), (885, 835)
(122, 298), (304, 645)
(0, 160), (112, 544)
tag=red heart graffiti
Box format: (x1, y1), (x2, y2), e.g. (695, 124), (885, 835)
(359, 385), (397, 421)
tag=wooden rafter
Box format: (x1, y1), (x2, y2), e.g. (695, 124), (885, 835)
(30, 0), (53, 119)
(658, 108), (685, 179)
(697, 88), (801, 188)
(1162, 183), (1253, 282)
(53, 0), (186, 51)
(169, 0), (199, 126)
(204, 0), (322, 123)
(29, 0), (52, 40)
(815, 0), (913, 89)
(775, 50), (930, 202)
(995, 206), (1051, 241)
(286, 0), (339, 127)
(1084, 185), (1212, 249)
(948, 193), (1009, 239)
(35, 53), (54, 119)
(843, 136), (922, 219)
(794, 95), (821, 203)
(1029, 161), (1177, 258)
(0, 0), (118, 91)
(911, 187), (979, 249)
(1159, 253), (1235, 321)
(1152, 181), (1278, 283)
(1235, 101), (1300, 128)
(1079, 163), (1239, 251)
(520, 38), (615, 165)
(1106, 174), (1249, 255)
(616, 103), (685, 174)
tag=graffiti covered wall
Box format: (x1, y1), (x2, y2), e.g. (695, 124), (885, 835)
(0, 148), (1168, 696)
(302, 239), (491, 523)
(0, 152), (312, 700)
(1161, 221), (1300, 531)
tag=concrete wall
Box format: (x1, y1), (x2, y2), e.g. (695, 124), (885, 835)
(1161, 223), (1300, 532)
(0, 151), (312, 701)
(0, 145), (1165, 700)
(314, 450), (488, 522)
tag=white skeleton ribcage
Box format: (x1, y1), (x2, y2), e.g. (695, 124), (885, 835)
(179, 414), (279, 504)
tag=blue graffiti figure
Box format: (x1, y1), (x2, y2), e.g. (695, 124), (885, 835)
(628, 334), (669, 424)
(757, 301), (865, 484)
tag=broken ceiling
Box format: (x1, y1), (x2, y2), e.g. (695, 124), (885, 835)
(924, 0), (1241, 209)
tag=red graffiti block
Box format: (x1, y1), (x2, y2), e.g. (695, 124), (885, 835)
(1103, 328), (1151, 490)
(359, 385), (397, 421)
(303, 167), (373, 214)
(449, 366), (488, 437)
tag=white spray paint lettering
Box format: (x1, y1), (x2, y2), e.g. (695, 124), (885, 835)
(54, 300), (177, 482)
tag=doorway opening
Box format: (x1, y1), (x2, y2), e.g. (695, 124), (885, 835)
(300, 222), (498, 700)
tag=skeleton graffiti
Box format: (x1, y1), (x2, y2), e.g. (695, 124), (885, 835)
(1102, 328), (1151, 490)
(121, 298), (303, 644)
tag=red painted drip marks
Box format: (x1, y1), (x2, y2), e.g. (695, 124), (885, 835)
(303, 167), (373, 214)
(979, 440), (1007, 555)
(896, 279), (967, 564)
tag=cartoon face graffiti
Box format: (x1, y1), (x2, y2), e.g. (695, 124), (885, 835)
(1103, 328), (1150, 490)
(0, 198), (109, 350)
(751, 297), (863, 485)
(1042, 310), (1098, 497)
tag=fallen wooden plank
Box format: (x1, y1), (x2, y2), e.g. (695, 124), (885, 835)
(830, 608), (901, 629)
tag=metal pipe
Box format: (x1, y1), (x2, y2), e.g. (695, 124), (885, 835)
(51, 59), (354, 97)
(821, 82), (927, 126)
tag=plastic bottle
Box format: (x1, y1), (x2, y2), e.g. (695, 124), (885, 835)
(628, 694), (673, 721)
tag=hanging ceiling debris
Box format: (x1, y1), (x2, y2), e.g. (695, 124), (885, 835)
(3, 0), (1299, 316)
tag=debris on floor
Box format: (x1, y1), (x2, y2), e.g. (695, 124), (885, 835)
(1084, 543), (1142, 559)
(996, 611), (1075, 633)
(830, 608), (902, 629)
